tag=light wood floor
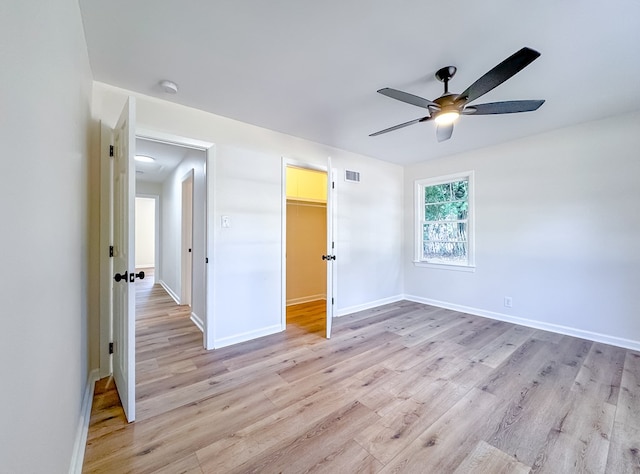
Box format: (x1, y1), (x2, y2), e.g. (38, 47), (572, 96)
(83, 278), (640, 473)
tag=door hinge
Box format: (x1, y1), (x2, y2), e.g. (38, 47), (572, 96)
(109, 145), (114, 157)
(332, 297), (334, 305)
(332, 241), (335, 249)
(332, 181), (335, 189)
(109, 245), (114, 257)
(206, 257), (209, 263)
(108, 342), (114, 354)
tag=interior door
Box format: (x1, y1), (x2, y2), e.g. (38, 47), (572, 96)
(181, 171), (194, 306)
(325, 158), (335, 338)
(112, 97), (136, 422)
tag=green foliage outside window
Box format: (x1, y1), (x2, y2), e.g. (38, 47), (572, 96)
(422, 179), (469, 264)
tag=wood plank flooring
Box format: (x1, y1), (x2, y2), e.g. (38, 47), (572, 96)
(83, 278), (640, 473)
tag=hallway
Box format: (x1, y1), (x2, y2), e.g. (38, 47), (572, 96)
(134, 268), (204, 419)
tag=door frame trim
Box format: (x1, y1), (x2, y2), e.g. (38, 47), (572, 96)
(280, 157), (336, 333)
(99, 122), (114, 378)
(135, 128), (216, 350)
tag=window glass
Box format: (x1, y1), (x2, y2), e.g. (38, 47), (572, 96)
(416, 173), (473, 267)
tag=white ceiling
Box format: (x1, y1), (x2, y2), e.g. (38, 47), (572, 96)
(80, 0), (640, 165)
(135, 138), (188, 184)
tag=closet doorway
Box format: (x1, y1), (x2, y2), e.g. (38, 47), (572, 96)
(285, 165), (329, 337)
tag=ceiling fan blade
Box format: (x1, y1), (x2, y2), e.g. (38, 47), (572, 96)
(378, 88), (439, 109)
(457, 47), (541, 104)
(463, 100), (545, 115)
(369, 116), (431, 137)
(436, 123), (454, 142)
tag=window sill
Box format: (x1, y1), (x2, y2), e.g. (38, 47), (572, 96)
(413, 261), (476, 272)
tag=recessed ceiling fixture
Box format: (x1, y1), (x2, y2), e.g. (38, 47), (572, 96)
(159, 79), (178, 94)
(371, 47), (545, 142)
(135, 155), (155, 163)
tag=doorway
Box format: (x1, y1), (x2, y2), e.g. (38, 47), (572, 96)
(135, 196), (157, 276)
(134, 137), (207, 334)
(100, 101), (217, 421)
(129, 136), (213, 421)
(283, 161), (336, 338)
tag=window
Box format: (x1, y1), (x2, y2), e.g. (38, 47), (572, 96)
(415, 171), (474, 270)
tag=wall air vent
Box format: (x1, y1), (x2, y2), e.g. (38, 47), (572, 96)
(345, 170), (360, 182)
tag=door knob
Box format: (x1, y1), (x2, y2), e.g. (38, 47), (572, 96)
(322, 255), (336, 261)
(114, 270), (128, 282)
(135, 271), (145, 280)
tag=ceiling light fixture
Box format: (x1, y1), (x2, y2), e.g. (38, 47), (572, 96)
(434, 110), (460, 125)
(135, 155), (155, 163)
(159, 79), (178, 94)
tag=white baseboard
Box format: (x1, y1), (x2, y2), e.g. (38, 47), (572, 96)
(214, 324), (282, 349)
(69, 369), (99, 474)
(286, 295), (326, 306)
(191, 312), (204, 333)
(99, 359), (111, 379)
(404, 294), (640, 352)
(335, 294), (404, 317)
(159, 279), (180, 304)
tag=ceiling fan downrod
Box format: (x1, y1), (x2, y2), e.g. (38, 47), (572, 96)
(435, 66), (457, 95)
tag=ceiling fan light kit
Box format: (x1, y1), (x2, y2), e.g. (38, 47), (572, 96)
(434, 111), (459, 125)
(370, 47), (545, 142)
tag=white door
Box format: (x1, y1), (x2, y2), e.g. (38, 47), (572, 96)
(325, 159), (335, 338)
(181, 171), (194, 306)
(112, 97), (136, 422)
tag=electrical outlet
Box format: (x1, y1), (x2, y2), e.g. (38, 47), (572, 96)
(504, 296), (513, 308)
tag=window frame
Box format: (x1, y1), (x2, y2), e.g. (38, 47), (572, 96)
(414, 171), (475, 271)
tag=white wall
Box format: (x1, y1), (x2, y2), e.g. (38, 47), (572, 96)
(335, 155), (405, 314)
(92, 82), (404, 346)
(159, 149), (207, 325)
(404, 111), (640, 348)
(137, 181), (162, 195)
(135, 197), (156, 268)
(0, 1), (93, 472)
(159, 161), (182, 295)
(286, 202), (327, 304)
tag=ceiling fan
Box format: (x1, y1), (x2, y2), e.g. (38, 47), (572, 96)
(370, 47), (545, 142)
